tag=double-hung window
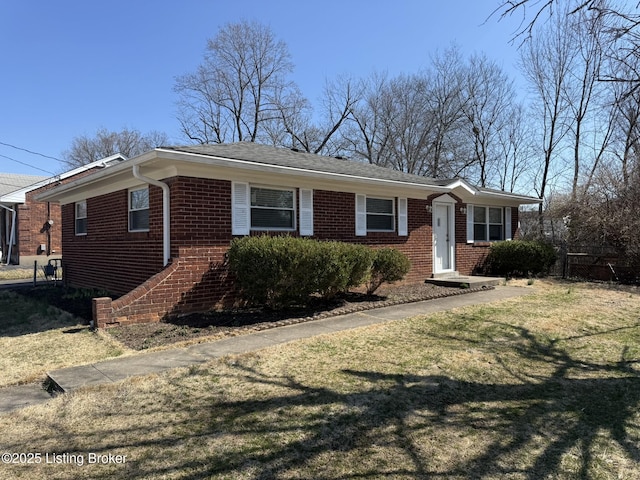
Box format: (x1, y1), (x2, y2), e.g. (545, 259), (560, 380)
(250, 186), (295, 230)
(471, 206), (505, 241)
(129, 187), (150, 232)
(356, 194), (405, 236)
(75, 200), (87, 236)
(366, 197), (395, 232)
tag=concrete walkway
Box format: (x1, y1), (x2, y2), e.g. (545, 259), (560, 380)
(0, 286), (531, 414)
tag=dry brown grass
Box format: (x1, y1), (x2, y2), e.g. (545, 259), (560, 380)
(0, 290), (129, 387)
(0, 280), (638, 479)
(0, 268), (32, 280)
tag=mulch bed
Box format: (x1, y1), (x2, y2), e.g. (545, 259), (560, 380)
(105, 283), (493, 351)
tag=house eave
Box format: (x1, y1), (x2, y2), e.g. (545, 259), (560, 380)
(36, 147), (540, 206)
(37, 148), (453, 204)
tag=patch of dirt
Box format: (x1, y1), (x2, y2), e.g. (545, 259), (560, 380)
(106, 283), (493, 351)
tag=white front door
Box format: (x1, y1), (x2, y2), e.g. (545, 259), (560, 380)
(433, 203), (454, 273)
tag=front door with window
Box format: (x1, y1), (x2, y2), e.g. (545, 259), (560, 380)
(433, 203), (455, 273)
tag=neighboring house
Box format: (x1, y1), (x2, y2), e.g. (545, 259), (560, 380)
(0, 173), (47, 264)
(0, 154), (126, 265)
(37, 142), (540, 327)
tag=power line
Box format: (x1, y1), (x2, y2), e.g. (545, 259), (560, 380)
(0, 140), (63, 162)
(0, 153), (57, 175)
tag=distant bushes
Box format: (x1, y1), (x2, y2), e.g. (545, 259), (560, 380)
(484, 240), (557, 278)
(228, 236), (411, 308)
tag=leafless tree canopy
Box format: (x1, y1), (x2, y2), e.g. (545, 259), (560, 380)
(63, 127), (168, 168)
(495, 1), (640, 91)
(174, 20), (295, 144)
(344, 47), (525, 188)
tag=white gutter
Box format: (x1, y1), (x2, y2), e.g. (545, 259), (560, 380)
(132, 165), (171, 266)
(0, 205), (16, 265)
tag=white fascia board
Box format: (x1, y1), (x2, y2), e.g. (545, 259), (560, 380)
(7, 153), (128, 204)
(154, 149), (452, 194)
(473, 190), (542, 204)
(446, 181), (540, 206)
(38, 148), (452, 203)
(445, 178), (477, 194)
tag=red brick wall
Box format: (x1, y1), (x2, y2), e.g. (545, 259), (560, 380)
(17, 193), (61, 257)
(74, 176), (519, 327)
(167, 177), (233, 249)
(62, 189), (164, 295)
(312, 190), (432, 282)
(16, 167), (103, 260)
(94, 245), (233, 328)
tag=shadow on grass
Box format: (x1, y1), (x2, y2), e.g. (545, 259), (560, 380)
(2, 320), (634, 480)
(0, 288), (83, 337)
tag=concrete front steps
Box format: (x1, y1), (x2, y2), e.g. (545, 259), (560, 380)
(425, 272), (503, 288)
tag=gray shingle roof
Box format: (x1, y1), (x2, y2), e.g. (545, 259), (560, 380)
(0, 173), (48, 197)
(164, 143), (452, 188)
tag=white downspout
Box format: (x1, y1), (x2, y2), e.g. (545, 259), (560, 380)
(132, 165), (171, 266)
(0, 205), (16, 265)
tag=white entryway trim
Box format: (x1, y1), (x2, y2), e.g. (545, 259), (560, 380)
(432, 196), (456, 275)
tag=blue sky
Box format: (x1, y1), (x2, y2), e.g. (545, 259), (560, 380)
(1, 1), (524, 176)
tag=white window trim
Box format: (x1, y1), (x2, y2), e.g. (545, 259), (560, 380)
(128, 187), (150, 232)
(75, 200), (87, 236)
(466, 205), (508, 243)
(249, 185), (297, 232)
(365, 195), (396, 233)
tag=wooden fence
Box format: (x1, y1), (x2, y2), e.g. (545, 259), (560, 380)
(552, 244), (638, 284)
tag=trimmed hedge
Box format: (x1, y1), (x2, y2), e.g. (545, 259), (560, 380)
(228, 236), (410, 307)
(367, 247), (412, 295)
(484, 240), (557, 278)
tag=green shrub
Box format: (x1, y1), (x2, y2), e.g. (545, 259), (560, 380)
(484, 240), (557, 278)
(313, 241), (374, 299)
(366, 248), (411, 295)
(228, 236), (375, 308)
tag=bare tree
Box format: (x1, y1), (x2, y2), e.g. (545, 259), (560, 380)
(278, 76), (362, 155)
(63, 127), (168, 168)
(493, 103), (534, 192)
(561, 6), (610, 199)
(609, 59), (640, 187)
(520, 8), (576, 234)
(344, 72), (393, 166)
(424, 46), (466, 178)
(346, 72), (435, 174)
(495, 1), (640, 91)
(174, 20), (296, 144)
(460, 54), (516, 187)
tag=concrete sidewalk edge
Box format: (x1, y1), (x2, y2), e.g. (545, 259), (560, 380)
(0, 285), (531, 414)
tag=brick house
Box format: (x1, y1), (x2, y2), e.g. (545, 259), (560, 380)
(0, 154), (125, 265)
(37, 143), (540, 328)
(1, 173), (46, 264)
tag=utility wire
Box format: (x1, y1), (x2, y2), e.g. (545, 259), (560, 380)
(0, 140), (64, 162)
(0, 153), (57, 175)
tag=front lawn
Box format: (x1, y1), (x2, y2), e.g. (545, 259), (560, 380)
(0, 290), (128, 387)
(0, 280), (638, 479)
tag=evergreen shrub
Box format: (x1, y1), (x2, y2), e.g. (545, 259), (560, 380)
(484, 240), (557, 278)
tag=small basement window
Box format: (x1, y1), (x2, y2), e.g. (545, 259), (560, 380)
(129, 187), (149, 232)
(367, 197), (395, 232)
(250, 186), (295, 230)
(75, 200), (87, 235)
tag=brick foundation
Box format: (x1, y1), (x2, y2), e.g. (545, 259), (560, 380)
(93, 246), (234, 328)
